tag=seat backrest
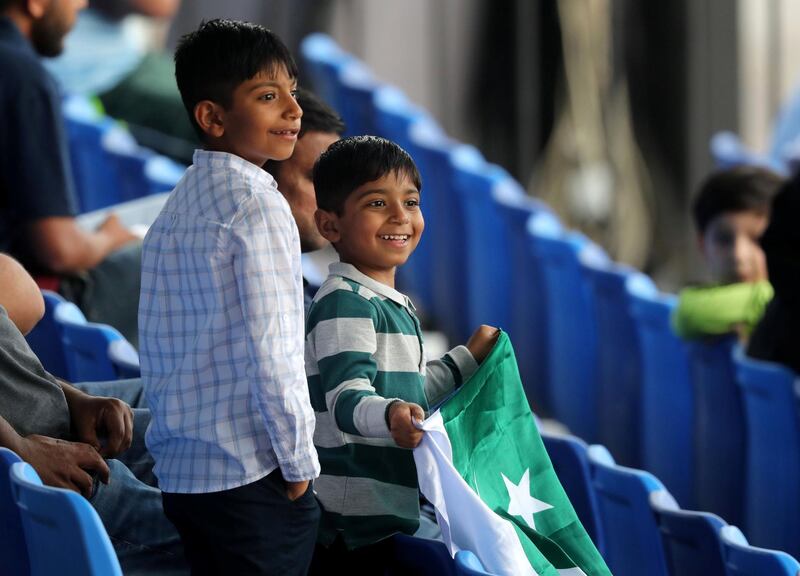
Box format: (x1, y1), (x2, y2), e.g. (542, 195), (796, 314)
(494, 191), (553, 414)
(62, 98), (123, 213)
(25, 290), (70, 379)
(721, 526), (800, 576)
(627, 286), (695, 508)
(10, 462), (122, 576)
(338, 60), (380, 137)
(391, 534), (456, 576)
(583, 263), (654, 467)
(649, 490), (727, 576)
(532, 225), (603, 442)
(451, 153), (517, 332)
(587, 445), (669, 576)
(454, 550), (493, 575)
(300, 33), (355, 116)
(542, 433), (604, 554)
(54, 302), (123, 382)
(407, 119), (470, 342)
(687, 336), (745, 526)
(375, 104), (437, 315)
(734, 352), (800, 557)
(0, 448), (29, 576)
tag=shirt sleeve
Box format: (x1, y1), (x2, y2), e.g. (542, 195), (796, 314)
(232, 194), (319, 482)
(672, 281), (774, 339)
(1, 69), (77, 220)
(306, 289), (395, 438)
(424, 345), (479, 406)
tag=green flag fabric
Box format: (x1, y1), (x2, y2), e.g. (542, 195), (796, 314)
(413, 331), (611, 576)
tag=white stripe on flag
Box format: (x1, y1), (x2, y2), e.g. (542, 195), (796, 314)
(413, 412), (538, 576)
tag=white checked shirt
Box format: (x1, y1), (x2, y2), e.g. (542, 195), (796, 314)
(139, 150), (320, 493)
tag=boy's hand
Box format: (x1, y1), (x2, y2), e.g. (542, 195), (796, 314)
(286, 480), (310, 501)
(466, 324), (500, 364)
(388, 402), (425, 449)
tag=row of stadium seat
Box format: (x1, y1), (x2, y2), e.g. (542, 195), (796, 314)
(300, 32), (800, 564)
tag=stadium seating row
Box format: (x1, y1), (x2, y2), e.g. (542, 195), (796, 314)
(300, 32), (800, 565)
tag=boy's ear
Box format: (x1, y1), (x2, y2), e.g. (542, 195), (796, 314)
(315, 209), (341, 244)
(193, 100), (226, 139)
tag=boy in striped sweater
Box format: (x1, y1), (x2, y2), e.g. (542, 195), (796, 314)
(306, 136), (498, 573)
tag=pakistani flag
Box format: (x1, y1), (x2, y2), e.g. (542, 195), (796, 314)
(414, 332), (610, 576)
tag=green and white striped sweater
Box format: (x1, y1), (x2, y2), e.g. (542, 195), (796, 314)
(306, 262), (478, 549)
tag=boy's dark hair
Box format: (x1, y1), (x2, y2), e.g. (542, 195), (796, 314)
(174, 19), (298, 138)
(313, 136), (422, 214)
(264, 88), (345, 176)
(692, 166), (784, 234)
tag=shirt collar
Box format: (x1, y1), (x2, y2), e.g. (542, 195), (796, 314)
(0, 17), (35, 56)
(192, 149), (276, 188)
(329, 262), (415, 311)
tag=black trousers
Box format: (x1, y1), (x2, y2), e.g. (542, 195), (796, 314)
(308, 536), (395, 576)
(162, 469), (320, 576)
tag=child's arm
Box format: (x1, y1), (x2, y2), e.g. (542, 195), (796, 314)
(424, 324), (499, 406)
(307, 289), (401, 439)
(232, 196), (319, 484)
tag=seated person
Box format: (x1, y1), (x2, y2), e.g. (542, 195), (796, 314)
(45, 0), (198, 161)
(0, 0), (141, 346)
(672, 166), (784, 340)
(747, 174), (800, 373)
(305, 136), (498, 573)
(0, 253), (185, 575)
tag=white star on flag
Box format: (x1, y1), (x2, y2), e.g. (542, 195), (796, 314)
(502, 468), (553, 531)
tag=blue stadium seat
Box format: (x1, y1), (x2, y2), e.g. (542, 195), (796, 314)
(649, 490), (727, 576)
(373, 85), (428, 149)
(391, 534), (456, 576)
(709, 131), (786, 175)
(494, 190), (553, 413)
(542, 433), (604, 554)
(734, 352), (800, 557)
(532, 222), (606, 442)
(63, 109), (127, 212)
(450, 153), (520, 332)
(300, 33), (356, 116)
(587, 445), (669, 576)
(628, 285), (695, 508)
(687, 336), (745, 527)
(0, 448), (28, 576)
(25, 290), (70, 379)
(720, 526), (800, 576)
(10, 462), (122, 576)
(454, 550), (492, 575)
(407, 118), (473, 341)
(582, 263), (655, 467)
(144, 154), (185, 196)
(338, 60), (380, 137)
(54, 301), (140, 382)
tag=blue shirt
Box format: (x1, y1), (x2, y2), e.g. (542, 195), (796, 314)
(139, 150), (320, 493)
(0, 17), (77, 260)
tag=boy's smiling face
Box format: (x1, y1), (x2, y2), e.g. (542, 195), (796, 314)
(203, 66), (302, 166)
(317, 171), (424, 287)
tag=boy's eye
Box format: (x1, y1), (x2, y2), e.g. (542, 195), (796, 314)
(291, 90), (299, 99)
(259, 92), (276, 101)
(405, 198), (420, 208)
(368, 199), (386, 208)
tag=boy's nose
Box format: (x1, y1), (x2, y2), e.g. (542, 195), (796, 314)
(285, 96), (302, 119)
(389, 206), (410, 223)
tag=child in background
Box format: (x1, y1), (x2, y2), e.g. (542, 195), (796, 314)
(305, 136), (498, 573)
(139, 20), (319, 575)
(672, 166), (784, 340)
